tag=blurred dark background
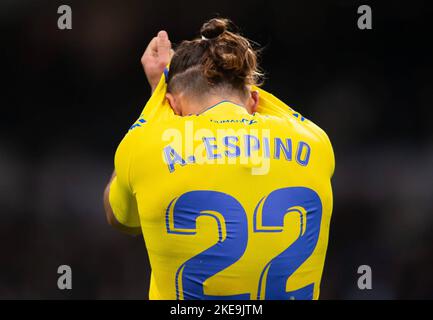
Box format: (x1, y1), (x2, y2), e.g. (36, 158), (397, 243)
(1, 0), (432, 299)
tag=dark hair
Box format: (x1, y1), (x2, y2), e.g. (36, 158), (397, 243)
(167, 18), (262, 98)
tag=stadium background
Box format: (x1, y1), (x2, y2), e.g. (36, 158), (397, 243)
(1, 0), (432, 299)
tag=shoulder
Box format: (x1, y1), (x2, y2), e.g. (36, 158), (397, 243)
(301, 117), (335, 177)
(255, 87), (334, 175)
(302, 117), (333, 150)
(120, 115), (188, 159)
(256, 86), (333, 150)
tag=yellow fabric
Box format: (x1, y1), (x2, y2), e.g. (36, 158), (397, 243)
(109, 73), (334, 300)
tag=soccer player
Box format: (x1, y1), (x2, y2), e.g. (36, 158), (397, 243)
(103, 18), (334, 300)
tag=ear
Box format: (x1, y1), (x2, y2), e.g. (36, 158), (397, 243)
(247, 90), (259, 114)
(165, 92), (181, 115)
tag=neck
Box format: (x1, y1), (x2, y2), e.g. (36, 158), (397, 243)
(183, 94), (247, 115)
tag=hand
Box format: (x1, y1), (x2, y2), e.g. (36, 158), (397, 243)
(141, 30), (174, 93)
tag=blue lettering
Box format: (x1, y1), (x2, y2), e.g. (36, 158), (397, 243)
(274, 138), (292, 160)
(203, 137), (221, 160)
(163, 146), (186, 173)
(263, 137), (270, 158)
(223, 136), (241, 158)
(245, 135), (260, 157)
(296, 141), (311, 166)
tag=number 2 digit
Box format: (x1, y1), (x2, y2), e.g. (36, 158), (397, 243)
(254, 187), (322, 299)
(166, 191), (250, 300)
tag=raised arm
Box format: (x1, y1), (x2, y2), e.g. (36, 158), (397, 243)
(141, 30), (174, 93)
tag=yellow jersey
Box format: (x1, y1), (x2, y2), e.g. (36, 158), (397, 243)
(109, 73), (335, 300)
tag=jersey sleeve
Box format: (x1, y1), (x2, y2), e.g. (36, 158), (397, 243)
(254, 86), (294, 118)
(111, 69), (173, 227)
(323, 130), (335, 178)
(129, 68), (178, 129)
(305, 120), (335, 178)
(109, 130), (141, 228)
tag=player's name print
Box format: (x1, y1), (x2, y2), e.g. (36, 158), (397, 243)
(162, 121), (311, 175)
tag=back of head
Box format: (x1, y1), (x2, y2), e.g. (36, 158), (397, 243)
(167, 18), (262, 101)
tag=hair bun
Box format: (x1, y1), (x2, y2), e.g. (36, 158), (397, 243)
(200, 18), (229, 39)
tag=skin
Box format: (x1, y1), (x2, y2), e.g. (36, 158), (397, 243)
(165, 89), (259, 116)
(104, 30), (259, 235)
(141, 31), (174, 93)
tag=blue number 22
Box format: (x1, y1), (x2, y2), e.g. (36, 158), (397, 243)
(166, 187), (322, 300)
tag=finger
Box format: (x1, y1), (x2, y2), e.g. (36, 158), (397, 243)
(156, 30), (171, 64)
(143, 37), (158, 58)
